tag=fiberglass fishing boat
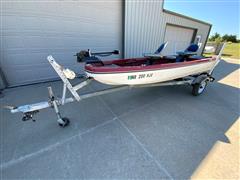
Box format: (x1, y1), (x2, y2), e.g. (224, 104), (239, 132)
(77, 43), (218, 85)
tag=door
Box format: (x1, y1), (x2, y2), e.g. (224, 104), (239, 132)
(1, 1), (122, 86)
(163, 24), (195, 55)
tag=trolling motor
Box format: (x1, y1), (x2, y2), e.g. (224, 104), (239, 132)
(75, 49), (120, 64)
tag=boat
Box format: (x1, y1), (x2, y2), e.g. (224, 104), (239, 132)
(84, 57), (217, 85)
(77, 43), (218, 85)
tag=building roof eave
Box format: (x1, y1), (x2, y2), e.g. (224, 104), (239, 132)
(163, 9), (212, 27)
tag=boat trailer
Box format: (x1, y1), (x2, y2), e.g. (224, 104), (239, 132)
(4, 55), (216, 127)
(4, 43), (226, 127)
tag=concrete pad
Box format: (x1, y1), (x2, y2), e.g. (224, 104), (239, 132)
(218, 68), (239, 89)
(192, 118), (240, 179)
(2, 120), (170, 179)
(149, 85), (239, 133)
(89, 80), (172, 117)
(118, 100), (225, 178)
(0, 79), (115, 163)
(2, 143), (72, 179)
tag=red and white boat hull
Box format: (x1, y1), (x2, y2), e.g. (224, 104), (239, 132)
(85, 59), (217, 85)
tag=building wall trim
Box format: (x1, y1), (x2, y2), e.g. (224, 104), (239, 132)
(163, 9), (212, 26)
(0, 68), (7, 89)
(201, 25), (212, 54)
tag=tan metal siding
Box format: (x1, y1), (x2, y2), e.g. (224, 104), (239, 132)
(163, 12), (211, 55)
(124, 0), (164, 58)
(1, 1), (122, 86)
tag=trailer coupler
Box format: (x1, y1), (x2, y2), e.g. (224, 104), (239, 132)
(22, 110), (39, 122)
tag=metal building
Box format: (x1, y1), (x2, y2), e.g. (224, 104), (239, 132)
(0, 0), (211, 88)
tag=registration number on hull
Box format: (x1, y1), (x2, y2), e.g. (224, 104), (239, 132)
(128, 73), (153, 80)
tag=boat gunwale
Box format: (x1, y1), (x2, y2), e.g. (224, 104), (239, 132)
(85, 57), (216, 74)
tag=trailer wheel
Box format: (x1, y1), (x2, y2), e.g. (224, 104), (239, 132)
(58, 117), (70, 127)
(192, 80), (207, 96)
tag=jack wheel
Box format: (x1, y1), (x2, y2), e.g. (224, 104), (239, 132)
(58, 117), (70, 127)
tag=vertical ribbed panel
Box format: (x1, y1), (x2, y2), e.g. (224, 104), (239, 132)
(1, 0), (123, 86)
(124, 0), (164, 58)
(124, 0), (210, 58)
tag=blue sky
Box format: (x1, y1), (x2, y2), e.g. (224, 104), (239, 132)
(164, 0), (239, 38)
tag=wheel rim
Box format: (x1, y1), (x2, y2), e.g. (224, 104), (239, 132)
(198, 81), (207, 94)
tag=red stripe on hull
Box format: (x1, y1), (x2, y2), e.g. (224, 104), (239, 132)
(85, 57), (216, 74)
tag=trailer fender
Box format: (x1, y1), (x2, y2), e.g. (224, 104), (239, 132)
(192, 74), (209, 85)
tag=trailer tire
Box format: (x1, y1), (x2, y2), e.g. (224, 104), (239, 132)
(192, 80), (207, 96)
(58, 117), (70, 127)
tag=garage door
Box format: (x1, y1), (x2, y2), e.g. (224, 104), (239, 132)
(162, 25), (195, 55)
(1, 1), (122, 86)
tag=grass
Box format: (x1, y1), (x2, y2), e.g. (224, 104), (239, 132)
(204, 43), (240, 59)
(222, 43), (240, 59)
